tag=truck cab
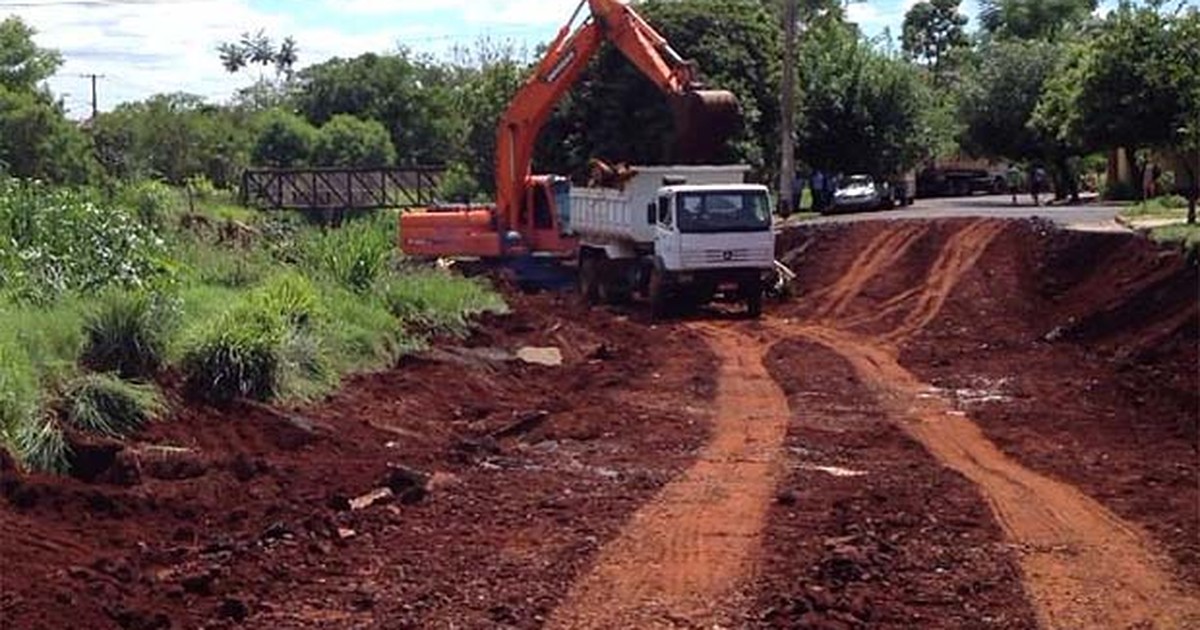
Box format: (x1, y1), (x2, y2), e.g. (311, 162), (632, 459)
(647, 184), (774, 317)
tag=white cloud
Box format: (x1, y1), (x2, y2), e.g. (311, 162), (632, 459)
(8, 0), (581, 117)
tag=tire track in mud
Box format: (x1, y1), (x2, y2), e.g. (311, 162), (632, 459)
(771, 219), (1200, 628)
(784, 323), (1200, 629)
(810, 223), (929, 322)
(546, 326), (790, 629)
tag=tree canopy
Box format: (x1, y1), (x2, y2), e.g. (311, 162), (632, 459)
(901, 0), (970, 78)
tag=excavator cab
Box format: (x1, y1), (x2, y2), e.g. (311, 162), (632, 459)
(518, 176), (575, 256)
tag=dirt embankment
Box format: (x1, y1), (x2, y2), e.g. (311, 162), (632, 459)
(0, 293), (717, 630)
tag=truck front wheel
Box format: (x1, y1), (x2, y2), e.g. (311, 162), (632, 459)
(745, 284), (763, 318)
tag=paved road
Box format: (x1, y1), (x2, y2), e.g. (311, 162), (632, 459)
(788, 193), (1125, 232)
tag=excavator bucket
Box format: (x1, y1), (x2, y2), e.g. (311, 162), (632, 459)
(670, 90), (741, 164)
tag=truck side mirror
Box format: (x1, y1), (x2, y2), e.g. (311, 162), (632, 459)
(647, 202), (656, 224)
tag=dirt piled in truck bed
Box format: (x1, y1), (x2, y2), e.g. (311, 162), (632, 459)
(2, 217), (1196, 629)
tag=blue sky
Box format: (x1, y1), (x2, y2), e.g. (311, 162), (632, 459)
(1, 0), (1116, 117)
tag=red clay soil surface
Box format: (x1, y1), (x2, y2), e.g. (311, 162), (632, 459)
(1, 293), (718, 629)
(2, 217), (1197, 629)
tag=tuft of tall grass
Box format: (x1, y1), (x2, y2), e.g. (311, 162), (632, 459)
(302, 214), (395, 293)
(62, 373), (166, 438)
(13, 415), (68, 474)
(80, 291), (173, 379)
(180, 301), (285, 404)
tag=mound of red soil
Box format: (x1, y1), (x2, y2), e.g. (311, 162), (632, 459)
(0, 292), (717, 629)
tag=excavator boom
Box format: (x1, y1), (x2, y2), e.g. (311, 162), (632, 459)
(399, 0), (739, 259)
(494, 0), (740, 236)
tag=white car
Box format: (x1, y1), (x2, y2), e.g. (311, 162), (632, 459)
(830, 175), (883, 213)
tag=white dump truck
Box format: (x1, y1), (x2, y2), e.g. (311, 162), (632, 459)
(563, 165), (775, 318)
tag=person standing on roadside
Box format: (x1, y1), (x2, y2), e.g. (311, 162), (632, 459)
(1142, 161), (1157, 200)
(1006, 163), (1022, 205)
(811, 169), (826, 212)
(1031, 165), (1047, 206)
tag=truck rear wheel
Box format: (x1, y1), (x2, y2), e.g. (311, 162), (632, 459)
(579, 254), (599, 305)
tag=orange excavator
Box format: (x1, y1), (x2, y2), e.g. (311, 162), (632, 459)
(399, 0), (740, 259)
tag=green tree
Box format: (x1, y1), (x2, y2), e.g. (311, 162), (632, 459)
(294, 52), (457, 164)
(979, 0), (1098, 41)
(0, 17), (61, 91)
(91, 93), (252, 186)
(1036, 5), (1199, 218)
(0, 17), (95, 183)
(958, 39), (1062, 160)
(252, 108), (316, 167)
(446, 43), (526, 194)
(312, 114), (396, 167)
(796, 22), (938, 177)
(901, 0), (970, 80)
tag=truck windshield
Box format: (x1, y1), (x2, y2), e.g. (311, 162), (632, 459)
(676, 192), (771, 233)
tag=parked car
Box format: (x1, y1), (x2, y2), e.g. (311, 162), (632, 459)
(835, 172), (907, 212)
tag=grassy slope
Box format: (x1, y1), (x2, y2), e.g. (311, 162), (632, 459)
(0, 183), (505, 471)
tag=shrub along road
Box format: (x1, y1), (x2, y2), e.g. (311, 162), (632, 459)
(1, 218), (1196, 628)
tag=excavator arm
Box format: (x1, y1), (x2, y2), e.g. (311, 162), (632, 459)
(494, 0), (740, 234)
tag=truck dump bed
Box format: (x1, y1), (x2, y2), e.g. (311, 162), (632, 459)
(566, 165), (750, 244)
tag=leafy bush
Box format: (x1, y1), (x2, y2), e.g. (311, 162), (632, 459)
(80, 291), (173, 379)
(0, 178), (169, 302)
(118, 179), (177, 229)
(185, 174), (220, 201)
(1104, 179), (1138, 201)
(62, 373), (165, 438)
(1161, 194), (1188, 209)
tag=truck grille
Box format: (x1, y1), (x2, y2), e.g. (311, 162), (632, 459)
(682, 248), (765, 266)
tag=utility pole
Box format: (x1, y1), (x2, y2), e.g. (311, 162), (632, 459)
(779, 0), (798, 217)
(79, 73), (105, 120)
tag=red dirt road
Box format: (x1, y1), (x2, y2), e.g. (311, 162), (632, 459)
(2, 218), (1196, 629)
(547, 325), (790, 628)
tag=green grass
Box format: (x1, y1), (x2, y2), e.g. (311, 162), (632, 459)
(1148, 223), (1200, 249)
(1118, 195), (1191, 218)
(380, 270), (508, 336)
